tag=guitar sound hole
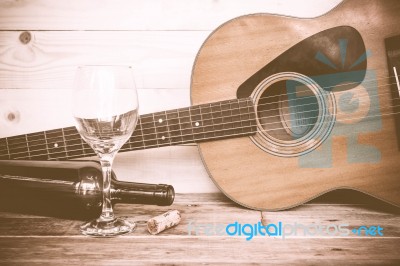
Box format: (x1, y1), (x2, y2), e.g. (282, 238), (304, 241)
(250, 72), (336, 157)
(257, 80), (319, 141)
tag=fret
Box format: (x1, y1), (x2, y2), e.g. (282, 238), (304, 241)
(0, 137), (10, 160)
(166, 109), (183, 145)
(163, 110), (172, 146)
(178, 108), (194, 144)
(63, 127), (93, 158)
(129, 119), (146, 150)
(7, 135), (30, 159)
(200, 103), (215, 139)
(152, 113), (160, 147)
(43, 129), (50, 158)
(120, 122), (133, 151)
(190, 106), (205, 141)
(238, 98), (252, 131)
(221, 100), (234, 135)
(210, 102), (224, 137)
(230, 100), (243, 135)
(82, 139), (94, 157)
(240, 98), (257, 133)
(120, 122), (135, 151)
(45, 129), (68, 160)
(63, 127), (81, 157)
(26, 132), (49, 160)
(141, 114), (158, 148)
(154, 111), (171, 147)
(246, 98), (257, 133)
(24, 134), (31, 159)
(60, 128), (69, 157)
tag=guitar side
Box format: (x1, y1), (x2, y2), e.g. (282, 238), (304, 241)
(191, 0), (400, 210)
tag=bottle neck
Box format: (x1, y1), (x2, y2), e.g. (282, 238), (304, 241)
(111, 180), (175, 206)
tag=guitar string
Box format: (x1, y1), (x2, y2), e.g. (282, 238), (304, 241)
(3, 100), (400, 160)
(1, 78), (398, 153)
(1, 71), (399, 151)
(1, 104), (396, 158)
(2, 85), (392, 155)
(7, 107), (400, 160)
(1, 80), (399, 155)
(249, 81), (397, 117)
(1, 76), (397, 144)
(219, 71), (400, 105)
(3, 70), (399, 145)
(0, 81), (396, 158)
(1, 73), (398, 147)
(246, 72), (399, 102)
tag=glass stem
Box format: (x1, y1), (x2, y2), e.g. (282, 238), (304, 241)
(100, 156), (115, 221)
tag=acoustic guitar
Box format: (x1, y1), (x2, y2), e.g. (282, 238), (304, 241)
(1, 0), (400, 210)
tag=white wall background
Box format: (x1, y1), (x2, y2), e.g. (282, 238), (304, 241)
(0, 0), (342, 193)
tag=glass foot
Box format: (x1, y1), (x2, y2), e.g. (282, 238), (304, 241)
(80, 217), (136, 237)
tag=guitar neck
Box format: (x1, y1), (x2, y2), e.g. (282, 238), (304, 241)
(0, 98), (257, 161)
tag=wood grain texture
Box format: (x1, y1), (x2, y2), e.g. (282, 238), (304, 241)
(1, 238), (399, 265)
(0, 88), (192, 136)
(0, 0), (342, 30)
(0, 31), (209, 90)
(191, 0), (400, 209)
(0, 193), (398, 264)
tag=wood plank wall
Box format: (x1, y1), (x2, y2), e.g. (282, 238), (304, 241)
(0, 0), (342, 193)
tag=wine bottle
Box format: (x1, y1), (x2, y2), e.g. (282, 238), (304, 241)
(0, 160), (175, 219)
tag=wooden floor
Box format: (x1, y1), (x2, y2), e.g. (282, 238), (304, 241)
(0, 191), (399, 265)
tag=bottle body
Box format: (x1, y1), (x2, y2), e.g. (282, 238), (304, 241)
(0, 160), (174, 219)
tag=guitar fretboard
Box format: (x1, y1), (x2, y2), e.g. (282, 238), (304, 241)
(0, 98), (257, 161)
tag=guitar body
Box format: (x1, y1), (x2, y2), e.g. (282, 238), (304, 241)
(191, 0), (400, 210)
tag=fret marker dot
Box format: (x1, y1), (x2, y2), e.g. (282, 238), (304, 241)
(162, 136), (166, 140)
(54, 143), (58, 148)
(158, 118), (163, 123)
(195, 122), (200, 127)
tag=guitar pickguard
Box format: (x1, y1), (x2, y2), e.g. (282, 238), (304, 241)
(237, 26), (367, 97)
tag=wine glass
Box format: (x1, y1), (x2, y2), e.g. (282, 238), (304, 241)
(72, 65), (139, 236)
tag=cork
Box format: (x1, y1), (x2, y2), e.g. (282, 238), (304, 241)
(147, 210), (181, 235)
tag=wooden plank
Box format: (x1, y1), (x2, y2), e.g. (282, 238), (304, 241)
(0, 194), (399, 264)
(0, 193), (259, 236)
(0, 0), (343, 31)
(0, 31), (209, 90)
(0, 88), (190, 137)
(1, 193), (398, 236)
(261, 206), (400, 238)
(0, 238), (399, 265)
